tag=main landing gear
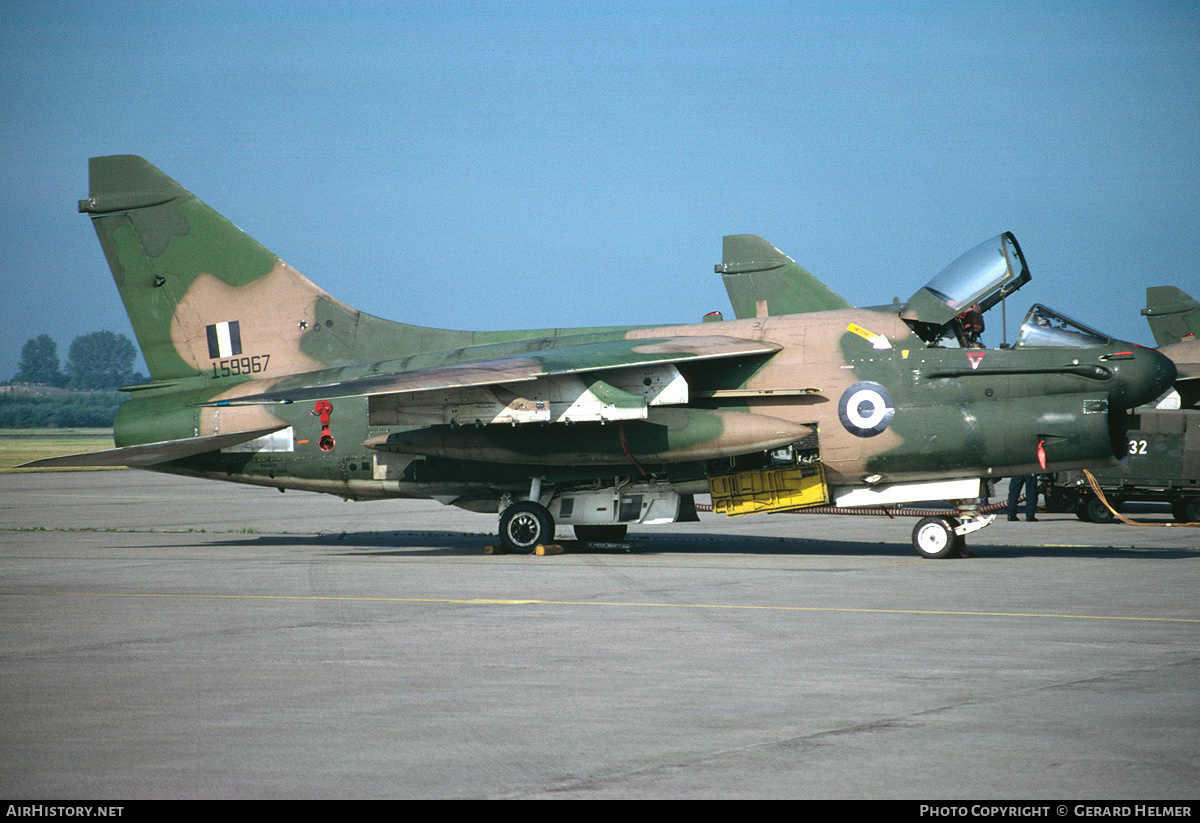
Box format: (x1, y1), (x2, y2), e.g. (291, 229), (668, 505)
(498, 500), (554, 553)
(496, 500), (631, 553)
(497, 477), (558, 554)
(496, 476), (639, 553)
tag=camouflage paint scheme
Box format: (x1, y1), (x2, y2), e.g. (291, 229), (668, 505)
(1143, 286), (1200, 408)
(33, 156), (1178, 556)
(1045, 287), (1200, 525)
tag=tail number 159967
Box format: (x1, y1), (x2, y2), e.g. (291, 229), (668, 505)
(212, 354), (270, 378)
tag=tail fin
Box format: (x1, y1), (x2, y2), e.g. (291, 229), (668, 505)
(715, 235), (853, 320)
(80, 156), (471, 383)
(1142, 286), (1200, 347)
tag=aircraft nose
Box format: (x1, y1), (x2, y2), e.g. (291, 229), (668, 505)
(1107, 345), (1177, 409)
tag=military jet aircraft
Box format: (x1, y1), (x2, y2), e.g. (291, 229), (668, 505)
(25, 156), (1177, 558)
(1142, 286), (1199, 408)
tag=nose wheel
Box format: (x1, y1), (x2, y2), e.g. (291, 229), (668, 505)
(912, 498), (994, 559)
(912, 516), (968, 559)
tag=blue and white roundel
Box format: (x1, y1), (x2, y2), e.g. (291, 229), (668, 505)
(838, 381), (895, 438)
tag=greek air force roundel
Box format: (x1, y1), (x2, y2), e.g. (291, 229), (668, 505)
(838, 381), (895, 437)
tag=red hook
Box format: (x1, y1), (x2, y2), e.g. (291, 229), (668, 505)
(313, 400), (335, 452)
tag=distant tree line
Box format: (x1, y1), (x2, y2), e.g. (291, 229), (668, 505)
(10, 332), (146, 391)
(2, 332), (147, 428)
(0, 391), (124, 428)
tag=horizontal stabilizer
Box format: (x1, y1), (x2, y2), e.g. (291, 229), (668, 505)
(200, 335), (781, 406)
(18, 426), (288, 469)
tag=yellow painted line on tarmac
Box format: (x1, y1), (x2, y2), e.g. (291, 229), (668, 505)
(2, 492), (183, 502)
(24, 590), (1200, 624)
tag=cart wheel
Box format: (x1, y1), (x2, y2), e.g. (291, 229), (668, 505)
(1084, 496), (1116, 524)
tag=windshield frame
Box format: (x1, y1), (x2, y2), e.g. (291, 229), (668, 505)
(1013, 304), (1112, 348)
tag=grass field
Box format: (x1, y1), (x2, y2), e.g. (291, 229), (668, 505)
(0, 429), (117, 471)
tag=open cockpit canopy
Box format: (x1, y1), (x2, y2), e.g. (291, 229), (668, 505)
(901, 232), (1031, 343)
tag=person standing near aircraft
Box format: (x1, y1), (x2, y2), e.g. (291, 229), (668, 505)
(1006, 474), (1039, 521)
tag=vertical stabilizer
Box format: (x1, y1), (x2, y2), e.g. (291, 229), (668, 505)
(1143, 286), (1200, 347)
(81, 155), (342, 381)
(79, 156), (474, 384)
(715, 235), (852, 319)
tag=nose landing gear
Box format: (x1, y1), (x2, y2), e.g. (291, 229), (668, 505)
(912, 516), (967, 559)
(912, 501), (993, 559)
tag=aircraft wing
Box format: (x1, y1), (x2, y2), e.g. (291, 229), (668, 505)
(204, 334), (781, 407)
(18, 426), (289, 469)
(1159, 339), (1200, 408)
(1177, 372), (1200, 409)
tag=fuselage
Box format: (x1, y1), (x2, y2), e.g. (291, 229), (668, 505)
(60, 156), (1181, 556)
(114, 303), (1176, 506)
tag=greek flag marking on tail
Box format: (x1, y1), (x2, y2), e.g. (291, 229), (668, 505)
(206, 321), (242, 359)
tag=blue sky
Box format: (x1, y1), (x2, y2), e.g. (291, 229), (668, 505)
(2, 1), (1198, 379)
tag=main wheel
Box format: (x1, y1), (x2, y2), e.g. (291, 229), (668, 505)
(573, 524), (628, 544)
(499, 501), (554, 553)
(912, 516), (962, 559)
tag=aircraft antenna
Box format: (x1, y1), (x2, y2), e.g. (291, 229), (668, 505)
(1002, 295), (1008, 346)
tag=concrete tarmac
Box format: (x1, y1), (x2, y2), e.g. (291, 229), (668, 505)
(1, 471), (1197, 799)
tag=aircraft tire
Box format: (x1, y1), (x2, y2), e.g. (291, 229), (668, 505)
(912, 516), (961, 559)
(499, 501), (555, 553)
(573, 524), (628, 544)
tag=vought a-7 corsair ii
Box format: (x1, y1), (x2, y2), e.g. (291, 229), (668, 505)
(27, 156), (1176, 557)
